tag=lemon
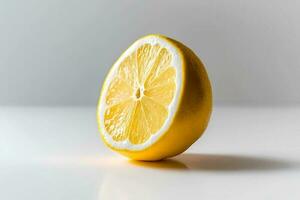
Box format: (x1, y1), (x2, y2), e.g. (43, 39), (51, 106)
(97, 34), (212, 161)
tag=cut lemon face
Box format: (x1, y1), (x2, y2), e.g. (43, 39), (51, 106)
(98, 34), (212, 161)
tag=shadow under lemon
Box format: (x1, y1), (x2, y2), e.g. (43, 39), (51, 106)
(128, 153), (297, 172)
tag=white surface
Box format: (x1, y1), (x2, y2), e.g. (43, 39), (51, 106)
(1, 0), (300, 105)
(1, 106), (300, 200)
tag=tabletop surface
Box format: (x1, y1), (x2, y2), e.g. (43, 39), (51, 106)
(1, 106), (299, 200)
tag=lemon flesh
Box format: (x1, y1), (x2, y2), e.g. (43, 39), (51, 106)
(104, 44), (175, 145)
(98, 34), (212, 161)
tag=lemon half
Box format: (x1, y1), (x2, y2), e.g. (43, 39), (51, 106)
(97, 34), (212, 161)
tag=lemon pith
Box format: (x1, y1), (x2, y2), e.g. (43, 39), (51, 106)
(98, 34), (212, 161)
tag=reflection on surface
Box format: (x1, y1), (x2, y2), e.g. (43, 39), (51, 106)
(98, 162), (183, 200)
(128, 159), (187, 170)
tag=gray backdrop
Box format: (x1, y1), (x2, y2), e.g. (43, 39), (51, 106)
(1, 0), (299, 106)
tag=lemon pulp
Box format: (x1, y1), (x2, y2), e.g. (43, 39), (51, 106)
(104, 44), (176, 145)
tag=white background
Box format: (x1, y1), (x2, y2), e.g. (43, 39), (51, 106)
(1, 1), (300, 200)
(1, 0), (300, 106)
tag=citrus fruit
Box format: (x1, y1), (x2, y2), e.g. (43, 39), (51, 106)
(97, 34), (212, 161)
